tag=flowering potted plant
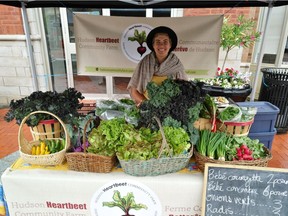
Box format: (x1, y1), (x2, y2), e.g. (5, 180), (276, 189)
(202, 67), (252, 89)
(197, 67), (253, 102)
(196, 15), (261, 102)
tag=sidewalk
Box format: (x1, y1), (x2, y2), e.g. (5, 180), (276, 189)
(0, 108), (27, 159)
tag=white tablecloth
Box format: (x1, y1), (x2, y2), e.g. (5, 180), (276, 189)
(1, 158), (204, 216)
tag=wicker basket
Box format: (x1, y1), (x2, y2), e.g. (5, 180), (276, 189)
(194, 147), (272, 172)
(65, 118), (116, 173)
(18, 111), (70, 166)
(193, 118), (212, 130)
(117, 117), (193, 176)
(217, 119), (254, 137)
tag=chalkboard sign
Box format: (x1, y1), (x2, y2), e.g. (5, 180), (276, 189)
(202, 163), (288, 216)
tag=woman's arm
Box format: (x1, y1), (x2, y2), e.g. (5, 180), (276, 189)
(129, 87), (146, 107)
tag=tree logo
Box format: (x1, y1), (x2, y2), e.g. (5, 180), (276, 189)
(121, 24), (152, 63)
(90, 179), (161, 216)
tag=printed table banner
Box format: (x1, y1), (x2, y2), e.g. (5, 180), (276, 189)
(2, 158), (204, 216)
(74, 14), (223, 78)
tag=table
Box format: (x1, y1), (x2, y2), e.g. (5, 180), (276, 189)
(1, 158), (204, 216)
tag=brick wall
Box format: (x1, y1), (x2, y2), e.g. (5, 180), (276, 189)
(184, 7), (257, 22)
(184, 7), (260, 63)
(0, 5), (23, 34)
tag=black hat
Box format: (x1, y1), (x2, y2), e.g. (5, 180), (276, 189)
(146, 26), (178, 52)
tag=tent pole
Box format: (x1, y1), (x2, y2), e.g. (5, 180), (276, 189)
(250, 2), (273, 101)
(21, 2), (39, 91)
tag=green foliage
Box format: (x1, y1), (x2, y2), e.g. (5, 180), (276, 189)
(221, 14), (261, 50)
(163, 126), (191, 155)
(220, 14), (261, 70)
(146, 78), (181, 108)
(138, 78), (206, 144)
(218, 105), (241, 121)
(4, 88), (84, 127)
(89, 117), (192, 160)
(87, 118), (134, 156)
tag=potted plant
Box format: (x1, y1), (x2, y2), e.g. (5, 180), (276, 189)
(4, 88), (84, 139)
(196, 69), (253, 102)
(199, 67), (252, 89)
(195, 15), (261, 102)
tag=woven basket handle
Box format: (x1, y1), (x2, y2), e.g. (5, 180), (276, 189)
(153, 117), (172, 159)
(18, 111), (70, 150)
(154, 117), (194, 157)
(82, 117), (95, 153)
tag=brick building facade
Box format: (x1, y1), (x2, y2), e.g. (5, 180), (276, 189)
(0, 5), (23, 34)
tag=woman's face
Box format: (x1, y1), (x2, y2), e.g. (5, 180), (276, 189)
(152, 33), (172, 60)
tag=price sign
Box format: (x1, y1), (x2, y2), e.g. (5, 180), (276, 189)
(202, 163), (288, 216)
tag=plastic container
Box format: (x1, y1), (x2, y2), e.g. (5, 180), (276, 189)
(237, 101), (279, 133)
(259, 68), (288, 133)
(248, 128), (277, 150)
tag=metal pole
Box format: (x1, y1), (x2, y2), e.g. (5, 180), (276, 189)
(21, 2), (39, 91)
(250, 2), (273, 101)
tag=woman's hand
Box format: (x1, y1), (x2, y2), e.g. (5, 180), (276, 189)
(129, 87), (146, 107)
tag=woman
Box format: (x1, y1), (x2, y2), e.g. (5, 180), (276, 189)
(127, 26), (188, 106)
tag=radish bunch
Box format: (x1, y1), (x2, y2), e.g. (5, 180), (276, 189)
(235, 144), (253, 161)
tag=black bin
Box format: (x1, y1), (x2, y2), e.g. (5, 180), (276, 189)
(202, 84), (252, 102)
(258, 68), (288, 133)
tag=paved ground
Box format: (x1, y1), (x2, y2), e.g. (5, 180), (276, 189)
(0, 152), (19, 182)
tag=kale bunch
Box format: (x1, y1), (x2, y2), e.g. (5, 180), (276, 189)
(138, 78), (206, 143)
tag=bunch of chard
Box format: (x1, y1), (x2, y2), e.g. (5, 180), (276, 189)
(235, 144), (253, 161)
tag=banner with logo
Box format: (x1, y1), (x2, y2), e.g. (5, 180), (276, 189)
(74, 14), (223, 78)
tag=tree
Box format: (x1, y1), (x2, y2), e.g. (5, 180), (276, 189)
(220, 14), (261, 71)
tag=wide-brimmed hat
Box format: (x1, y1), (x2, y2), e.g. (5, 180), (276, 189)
(146, 26), (178, 52)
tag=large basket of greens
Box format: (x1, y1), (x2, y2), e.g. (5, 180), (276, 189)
(18, 111), (70, 166)
(117, 117), (193, 176)
(65, 117), (117, 173)
(194, 130), (272, 172)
